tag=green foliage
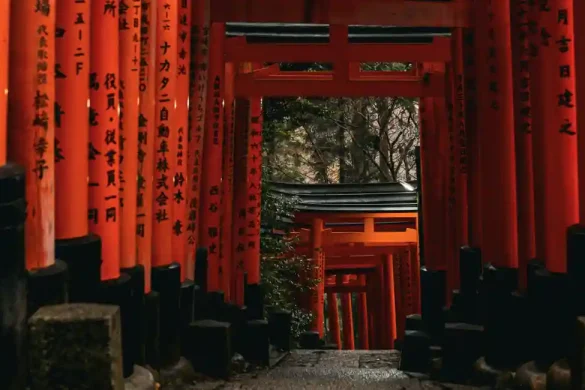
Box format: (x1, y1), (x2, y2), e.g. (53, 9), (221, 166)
(259, 177), (319, 339)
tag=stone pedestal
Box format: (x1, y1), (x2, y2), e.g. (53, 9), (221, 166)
(28, 303), (124, 390)
(243, 319), (270, 365)
(186, 320), (231, 379)
(399, 330), (431, 373)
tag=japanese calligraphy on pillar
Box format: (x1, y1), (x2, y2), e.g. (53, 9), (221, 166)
(199, 23), (225, 292)
(54, 0), (89, 240)
(137, 0), (156, 292)
(186, 0), (209, 271)
(486, 2), (500, 112)
(152, 0), (177, 267)
(446, 71), (456, 210)
(119, 0), (141, 268)
(512, 1), (532, 135)
(88, 0), (120, 280)
(173, 0), (191, 280)
(246, 97), (263, 284)
(8, 0), (56, 269)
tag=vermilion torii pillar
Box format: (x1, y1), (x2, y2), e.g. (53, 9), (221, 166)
(187, 0), (209, 281)
(577, 0), (585, 224)
(88, 0), (120, 280)
(0, 0), (7, 164)
(245, 93), (263, 285)
(8, 0), (56, 271)
(511, 0), (536, 289)
(199, 22), (225, 292)
(384, 254), (397, 349)
(173, 0), (191, 282)
(327, 291), (341, 349)
(119, 1), (141, 273)
(475, 0), (519, 270)
(310, 218), (325, 337)
(338, 275), (355, 350)
(357, 275), (369, 350)
(137, 0), (157, 294)
(530, 1), (578, 273)
(221, 62), (236, 299)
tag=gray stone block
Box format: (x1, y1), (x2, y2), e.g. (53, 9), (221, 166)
(28, 303), (124, 390)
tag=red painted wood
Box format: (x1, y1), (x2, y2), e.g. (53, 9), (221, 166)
(327, 293), (342, 349)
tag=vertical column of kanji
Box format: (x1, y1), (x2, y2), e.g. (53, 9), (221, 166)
(186, 0), (209, 281)
(511, 0), (536, 290)
(88, 0), (120, 281)
(467, 4), (483, 249)
(119, 0), (141, 272)
(445, 60), (458, 295)
(55, 1), (90, 237)
(477, 0), (519, 270)
(232, 97), (249, 305)
(245, 95), (263, 285)
(531, 1), (578, 273)
(220, 62), (235, 299)
(152, 0), (177, 269)
(310, 218), (325, 337)
(173, 0), (190, 282)
(198, 22), (225, 292)
(0, 2), (9, 165)
(137, 0), (156, 294)
(8, 0), (56, 270)
(452, 28), (469, 272)
(576, 0), (585, 226)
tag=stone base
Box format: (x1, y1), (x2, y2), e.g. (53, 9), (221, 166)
(120, 265), (146, 367)
(515, 361), (548, 390)
(224, 303), (247, 354)
(268, 308), (292, 351)
(472, 356), (515, 388)
(405, 314), (423, 331)
(28, 303), (124, 390)
(186, 320), (232, 379)
(242, 319), (270, 366)
(546, 359), (571, 390)
(441, 322), (484, 383)
(144, 291), (161, 370)
(158, 356), (196, 388)
(399, 330), (431, 373)
(244, 283), (264, 320)
(27, 259), (68, 317)
(299, 331), (321, 349)
(179, 280), (195, 357)
(151, 263), (181, 368)
(56, 234), (102, 303)
(124, 365), (156, 390)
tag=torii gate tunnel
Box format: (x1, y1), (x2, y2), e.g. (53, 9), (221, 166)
(2, 0), (585, 387)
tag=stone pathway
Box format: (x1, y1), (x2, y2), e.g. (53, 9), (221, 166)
(186, 350), (482, 390)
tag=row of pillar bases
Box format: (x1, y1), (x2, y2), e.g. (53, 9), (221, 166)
(1, 162), (290, 389)
(395, 229), (585, 389)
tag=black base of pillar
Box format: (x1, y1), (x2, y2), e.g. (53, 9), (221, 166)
(97, 273), (134, 378)
(399, 330), (431, 373)
(224, 303), (247, 354)
(186, 320), (232, 379)
(27, 259), (68, 318)
(420, 268), (446, 343)
(459, 246), (482, 296)
(194, 290), (225, 321)
(56, 234), (102, 303)
(144, 291), (161, 370)
(120, 265), (146, 367)
(441, 322), (484, 382)
(568, 225), (585, 316)
(299, 331), (321, 349)
(529, 269), (573, 367)
(268, 309), (292, 351)
(151, 263), (181, 368)
(243, 320), (270, 366)
(405, 314), (424, 331)
(245, 283), (265, 320)
(180, 280), (195, 357)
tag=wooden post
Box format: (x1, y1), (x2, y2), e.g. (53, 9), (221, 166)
(173, 0), (191, 282)
(198, 22), (225, 291)
(357, 275), (369, 350)
(409, 244), (421, 313)
(384, 254), (397, 348)
(510, 0), (536, 289)
(327, 292), (341, 349)
(220, 62), (235, 299)
(576, 0), (585, 225)
(366, 269), (378, 349)
(152, 0), (178, 269)
(186, 0), (209, 281)
(137, 0), (157, 293)
(54, 0), (90, 240)
(119, 0), (141, 270)
(475, 0), (519, 269)
(338, 275), (355, 350)
(530, 0), (578, 273)
(245, 94), (263, 285)
(311, 218), (325, 337)
(0, 1), (8, 165)
(88, 0), (119, 279)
